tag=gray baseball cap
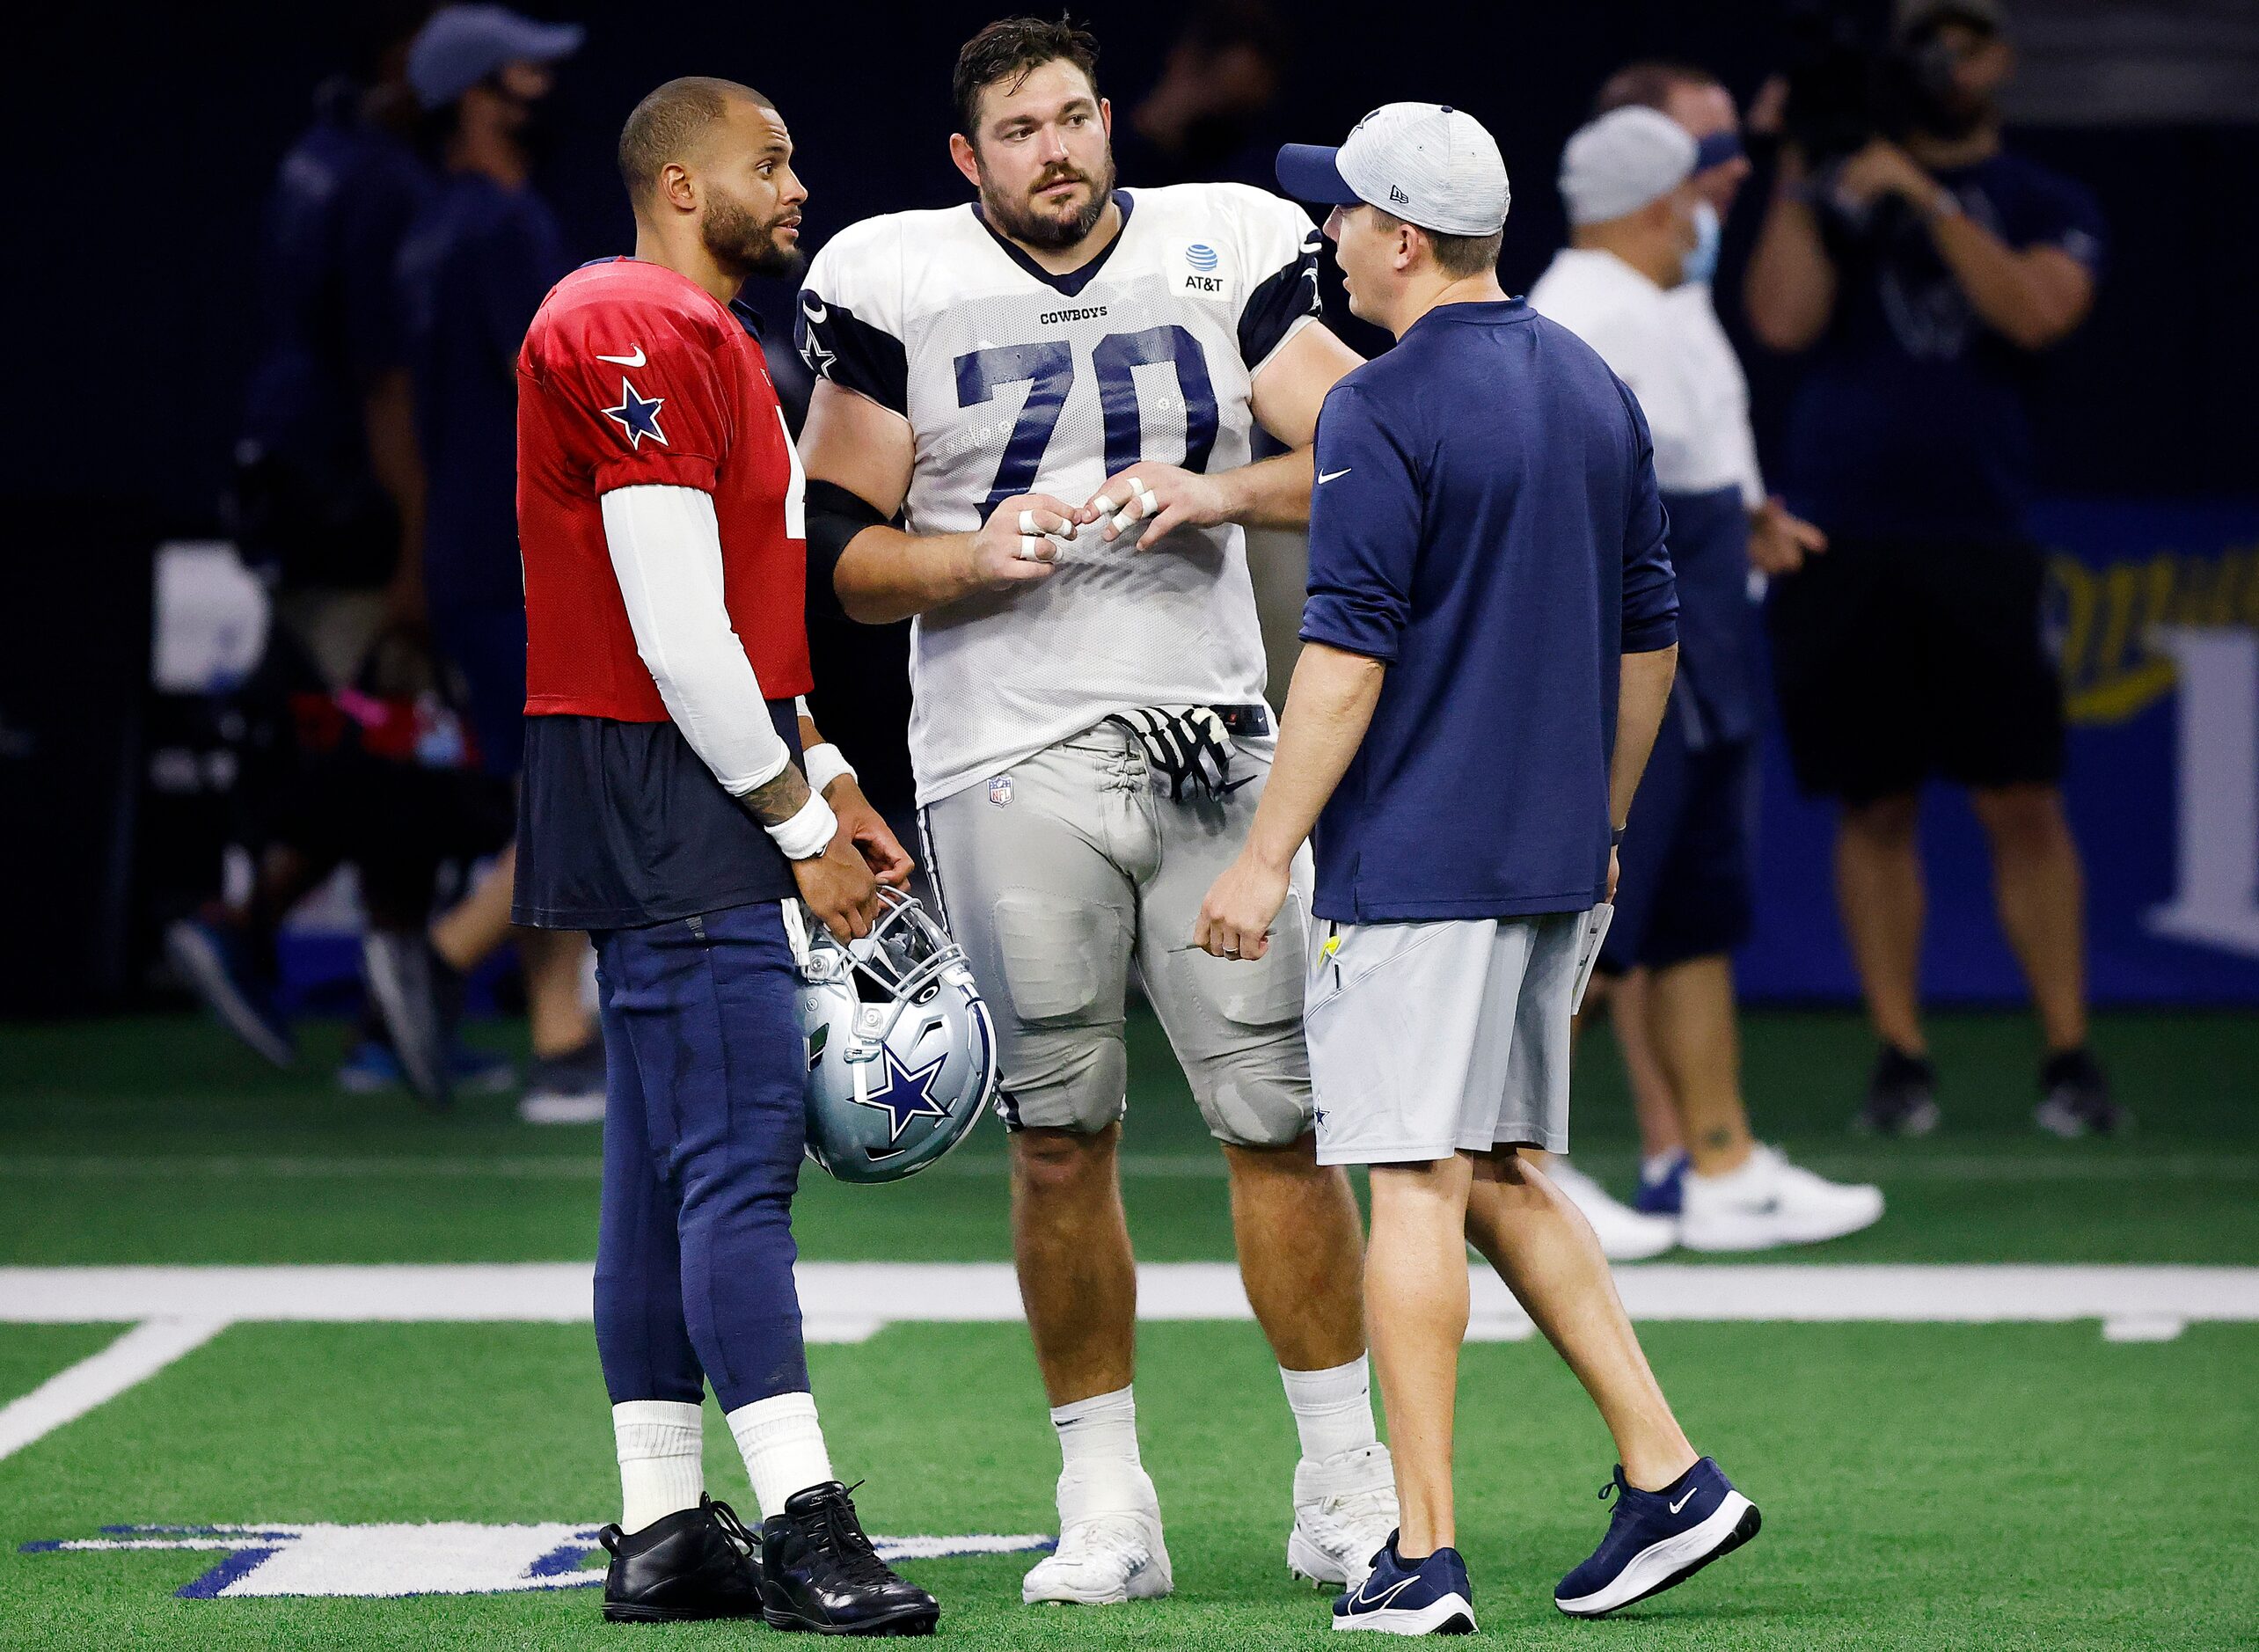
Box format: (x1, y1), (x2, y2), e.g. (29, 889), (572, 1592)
(1276, 103), (1510, 237)
(1558, 106), (1697, 226)
(407, 5), (585, 110)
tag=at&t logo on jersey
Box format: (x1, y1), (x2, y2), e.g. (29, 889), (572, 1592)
(1181, 242), (1227, 299)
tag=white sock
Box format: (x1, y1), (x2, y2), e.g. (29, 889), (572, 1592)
(1050, 1385), (1145, 1506)
(1280, 1357), (1382, 1463)
(727, 1392), (835, 1520)
(612, 1400), (705, 1533)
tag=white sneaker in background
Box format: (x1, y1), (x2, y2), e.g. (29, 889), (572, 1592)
(1022, 1468), (1173, 1605)
(1551, 1159), (1678, 1261)
(1287, 1441), (1398, 1589)
(1678, 1144), (1884, 1252)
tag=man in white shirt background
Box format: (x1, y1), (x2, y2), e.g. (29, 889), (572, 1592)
(1528, 91), (1884, 1254)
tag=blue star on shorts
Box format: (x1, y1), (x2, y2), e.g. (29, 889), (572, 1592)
(601, 377), (668, 448)
(855, 1044), (952, 1141)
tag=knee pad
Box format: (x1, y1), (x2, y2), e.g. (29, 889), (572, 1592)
(1190, 1043), (1314, 1147)
(995, 1032), (1128, 1136)
(987, 893), (1131, 1135)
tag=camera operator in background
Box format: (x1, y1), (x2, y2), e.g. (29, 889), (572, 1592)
(1744, 0), (2119, 1140)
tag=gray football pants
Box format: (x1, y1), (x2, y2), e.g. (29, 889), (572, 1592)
(919, 721), (1314, 1147)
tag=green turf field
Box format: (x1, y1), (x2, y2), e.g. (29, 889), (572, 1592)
(4, 1007), (2256, 1647)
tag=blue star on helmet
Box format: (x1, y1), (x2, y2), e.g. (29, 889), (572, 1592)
(854, 1043), (951, 1141)
(601, 377), (668, 449)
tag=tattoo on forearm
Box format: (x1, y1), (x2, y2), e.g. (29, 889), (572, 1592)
(738, 764), (813, 829)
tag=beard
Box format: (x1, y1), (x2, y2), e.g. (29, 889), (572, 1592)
(978, 151), (1117, 250)
(702, 186), (804, 281)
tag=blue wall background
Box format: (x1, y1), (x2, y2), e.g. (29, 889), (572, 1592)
(1737, 499), (2259, 1006)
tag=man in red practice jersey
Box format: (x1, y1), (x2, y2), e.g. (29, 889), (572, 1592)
(513, 77), (932, 1634)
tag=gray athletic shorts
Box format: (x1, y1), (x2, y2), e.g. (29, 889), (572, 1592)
(1305, 912), (1583, 1165)
(919, 722), (1314, 1147)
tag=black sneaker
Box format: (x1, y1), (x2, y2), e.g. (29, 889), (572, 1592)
(2035, 1048), (2127, 1138)
(521, 1036), (608, 1124)
(1855, 1044), (1939, 1137)
(760, 1480), (939, 1636)
(360, 930), (457, 1108)
(599, 1495), (764, 1624)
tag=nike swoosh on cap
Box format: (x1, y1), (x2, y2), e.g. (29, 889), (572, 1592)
(596, 346), (647, 367)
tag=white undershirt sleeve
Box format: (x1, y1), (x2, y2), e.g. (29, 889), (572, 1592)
(600, 483), (793, 797)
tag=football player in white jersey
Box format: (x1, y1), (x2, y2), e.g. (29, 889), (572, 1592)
(793, 16), (1393, 1607)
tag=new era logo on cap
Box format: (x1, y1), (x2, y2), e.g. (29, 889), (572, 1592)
(1276, 102), (1510, 238)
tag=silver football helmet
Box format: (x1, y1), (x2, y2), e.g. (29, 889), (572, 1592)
(782, 887), (998, 1183)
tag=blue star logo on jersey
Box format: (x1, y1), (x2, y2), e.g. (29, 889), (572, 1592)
(601, 377), (668, 449)
(855, 1044), (951, 1141)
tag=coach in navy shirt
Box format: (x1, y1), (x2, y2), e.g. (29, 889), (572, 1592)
(1744, 0), (2117, 1139)
(1199, 105), (1758, 1632)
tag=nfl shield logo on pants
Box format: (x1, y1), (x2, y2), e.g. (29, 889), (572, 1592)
(987, 776), (1014, 807)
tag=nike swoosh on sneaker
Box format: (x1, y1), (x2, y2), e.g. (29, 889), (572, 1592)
(1669, 1488), (1698, 1515)
(596, 345), (647, 367)
(1349, 1573), (1420, 1611)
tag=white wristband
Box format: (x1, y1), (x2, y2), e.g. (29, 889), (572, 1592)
(764, 791), (838, 861)
(802, 742), (857, 798)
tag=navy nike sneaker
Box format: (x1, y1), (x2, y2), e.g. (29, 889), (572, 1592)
(337, 1038), (516, 1096)
(164, 916), (296, 1069)
(1634, 1152), (1687, 1217)
(1331, 1531), (1475, 1635)
(1554, 1458), (1758, 1619)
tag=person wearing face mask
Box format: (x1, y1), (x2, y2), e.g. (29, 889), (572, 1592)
(1744, 0), (2116, 1141)
(1529, 106), (1883, 1254)
(386, 5), (603, 1115)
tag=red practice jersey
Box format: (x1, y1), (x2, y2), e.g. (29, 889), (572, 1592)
(516, 257), (811, 721)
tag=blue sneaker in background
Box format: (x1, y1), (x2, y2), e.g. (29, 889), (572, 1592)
(1634, 1152), (1688, 1217)
(1332, 1531), (1475, 1635)
(164, 917), (296, 1069)
(1555, 1457), (1758, 1619)
(338, 1039), (515, 1096)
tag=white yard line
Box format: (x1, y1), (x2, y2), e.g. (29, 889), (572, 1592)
(3, 1263), (2253, 1463)
(1, 1151), (2253, 1182)
(0, 1318), (230, 1461)
(3, 1261), (2256, 1328)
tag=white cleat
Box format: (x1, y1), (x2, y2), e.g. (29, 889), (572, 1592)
(1022, 1470), (1173, 1605)
(1679, 1144), (1885, 1252)
(1550, 1160), (1678, 1261)
(1288, 1443), (1400, 1589)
